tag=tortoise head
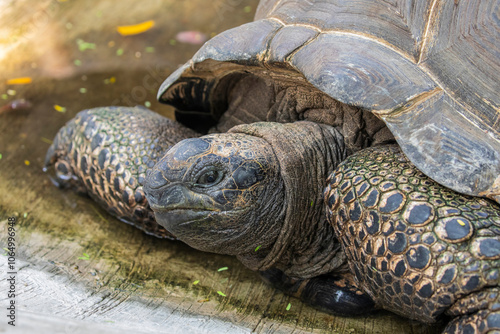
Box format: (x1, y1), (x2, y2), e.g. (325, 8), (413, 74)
(143, 133), (285, 255)
(144, 122), (347, 277)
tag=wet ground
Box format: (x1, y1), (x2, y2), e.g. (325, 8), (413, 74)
(0, 1), (443, 333)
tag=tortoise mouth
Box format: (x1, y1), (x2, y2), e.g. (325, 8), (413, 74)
(152, 206), (248, 247)
(149, 205), (217, 213)
(153, 207), (216, 222)
(152, 208), (215, 237)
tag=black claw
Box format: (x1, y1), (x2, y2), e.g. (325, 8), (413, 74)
(259, 268), (375, 316)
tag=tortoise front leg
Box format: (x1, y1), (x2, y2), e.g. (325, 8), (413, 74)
(45, 106), (199, 238)
(324, 145), (500, 331)
(259, 268), (374, 316)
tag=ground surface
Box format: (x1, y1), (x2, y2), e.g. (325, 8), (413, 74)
(0, 0), (443, 333)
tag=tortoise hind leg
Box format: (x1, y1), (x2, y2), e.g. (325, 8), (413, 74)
(45, 106), (199, 238)
(444, 287), (500, 333)
(259, 268), (374, 316)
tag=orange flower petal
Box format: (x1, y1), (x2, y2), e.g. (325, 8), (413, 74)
(117, 20), (155, 36)
(7, 77), (32, 85)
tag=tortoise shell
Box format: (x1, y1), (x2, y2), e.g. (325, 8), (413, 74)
(158, 0), (500, 204)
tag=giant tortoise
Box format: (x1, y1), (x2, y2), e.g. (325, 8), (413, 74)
(45, 0), (500, 332)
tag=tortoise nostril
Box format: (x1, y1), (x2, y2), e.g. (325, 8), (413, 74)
(147, 170), (169, 190)
(144, 183), (187, 209)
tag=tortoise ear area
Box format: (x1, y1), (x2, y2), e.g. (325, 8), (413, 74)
(232, 161), (267, 189)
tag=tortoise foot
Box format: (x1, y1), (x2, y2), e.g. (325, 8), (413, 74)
(444, 287), (500, 334)
(259, 268), (374, 316)
(45, 106), (199, 238)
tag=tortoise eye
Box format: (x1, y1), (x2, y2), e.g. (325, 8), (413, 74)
(195, 170), (223, 186)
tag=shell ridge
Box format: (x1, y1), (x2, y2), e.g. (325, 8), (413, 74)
(283, 30), (321, 64)
(290, 33), (437, 111)
(418, 61), (500, 141)
(417, 0), (442, 64)
(260, 21), (285, 63)
(269, 20), (416, 63)
(266, 0), (286, 19)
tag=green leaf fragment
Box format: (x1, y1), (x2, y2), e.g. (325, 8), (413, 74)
(145, 47), (155, 53)
(254, 245), (261, 252)
(286, 303), (291, 311)
(217, 291), (226, 297)
(77, 39), (96, 51)
(311, 200), (314, 207)
(78, 252), (90, 260)
(144, 101), (151, 108)
(116, 48), (124, 56)
(0, 153), (2, 159)
(1, 94), (7, 99)
(192, 280), (200, 285)
(23, 212), (27, 218)
(74, 59), (82, 66)
(169, 39), (176, 46)
(217, 267), (228, 272)
(244, 6), (251, 13)
(79, 88), (87, 94)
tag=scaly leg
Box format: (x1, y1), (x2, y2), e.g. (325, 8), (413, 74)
(45, 106), (199, 238)
(324, 145), (500, 329)
(444, 287), (500, 333)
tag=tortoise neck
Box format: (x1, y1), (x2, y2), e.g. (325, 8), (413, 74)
(230, 121), (347, 278)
